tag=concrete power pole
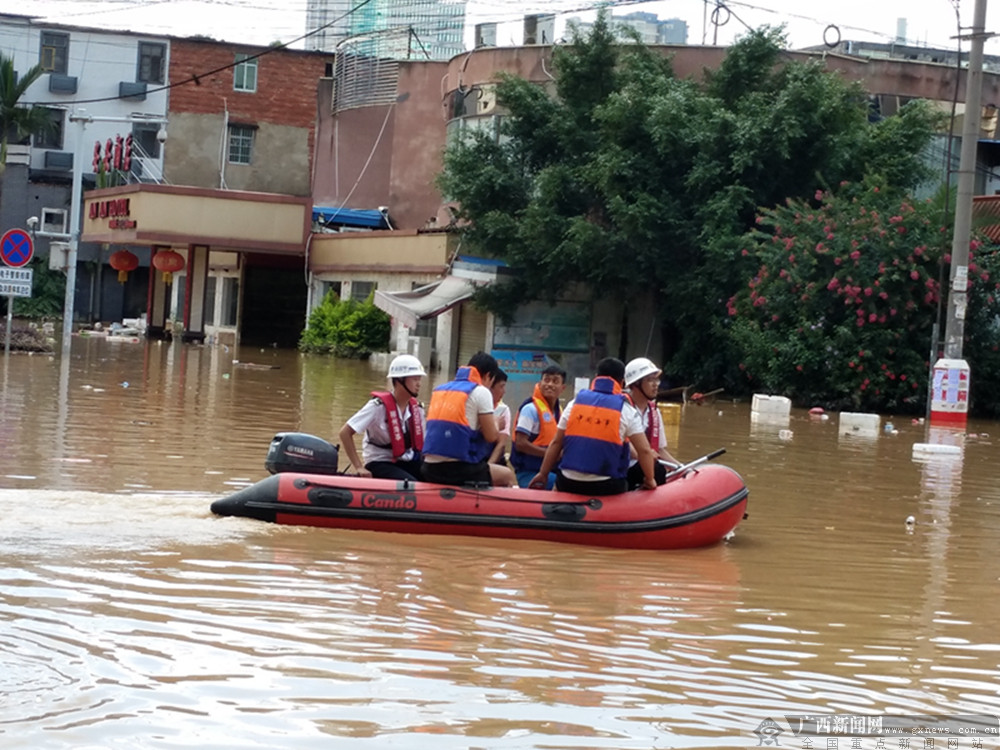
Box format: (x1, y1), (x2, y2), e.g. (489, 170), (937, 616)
(932, 0), (989, 428)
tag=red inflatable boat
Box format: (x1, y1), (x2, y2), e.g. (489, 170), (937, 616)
(210, 435), (748, 550)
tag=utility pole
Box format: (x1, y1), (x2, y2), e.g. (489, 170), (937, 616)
(931, 0), (990, 428)
(58, 110), (167, 356)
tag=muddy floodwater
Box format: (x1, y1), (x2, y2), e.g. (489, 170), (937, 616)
(1, 338), (998, 749)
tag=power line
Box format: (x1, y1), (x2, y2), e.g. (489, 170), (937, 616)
(23, 0), (372, 108)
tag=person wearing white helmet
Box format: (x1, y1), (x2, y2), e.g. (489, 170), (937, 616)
(338, 354), (427, 480)
(624, 357), (680, 490)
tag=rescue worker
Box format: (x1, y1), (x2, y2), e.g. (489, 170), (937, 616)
(528, 357), (657, 495)
(420, 351), (517, 487)
(509, 364), (566, 489)
(623, 357), (680, 490)
(487, 369), (511, 467)
(338, 354), (426, 481)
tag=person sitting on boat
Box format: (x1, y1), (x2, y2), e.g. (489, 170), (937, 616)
(487, 369), (511, 467)
(421, 351), (517, 488)
(509, 364), (566, 489)
(528, 357), (657, 495)
(338, 354), (427, 481)
(624, 357), (680, 490)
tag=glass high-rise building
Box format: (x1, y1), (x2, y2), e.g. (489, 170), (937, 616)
(306, 0), (467, 60)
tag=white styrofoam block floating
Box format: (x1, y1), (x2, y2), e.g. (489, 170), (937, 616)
(912, 443), (962, 456)
(839, 411), (880, 436)
(751, 393), (791, 419)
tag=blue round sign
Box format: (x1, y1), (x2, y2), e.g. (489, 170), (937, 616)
(1, 228), (34, 268)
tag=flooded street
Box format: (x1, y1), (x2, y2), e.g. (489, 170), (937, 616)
(1, 338), (998, 749)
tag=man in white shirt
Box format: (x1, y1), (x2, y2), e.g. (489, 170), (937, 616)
(338, 354), (426, 481)
(421, 352), (517, 487)
(529, 358), (657, 495)
(624, 357), (681, 489)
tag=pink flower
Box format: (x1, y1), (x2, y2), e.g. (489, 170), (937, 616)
(868, 313), (877, 323)
(910, 270), (920, 281)
(897, 226), (907, 234)
(864, 287), (873, 296)
(815, 189), (824, 201)
(834, 257), (842, 266)
(827, 278), (840, 291)
(850, 250), (861, 261)
(741, 249), (749, 257)
(796, 364), (803, 372)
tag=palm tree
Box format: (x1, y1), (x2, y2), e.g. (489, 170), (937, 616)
(0, 52), (53, 171)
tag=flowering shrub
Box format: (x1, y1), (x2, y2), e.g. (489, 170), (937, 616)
(728, 181), (1000, 413)
(299, 291), (390, 358)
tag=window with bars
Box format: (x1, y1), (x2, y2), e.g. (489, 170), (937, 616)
(350, 280), (375, 302)
(227, 125), (254, 164)
(233, 53), (257, 92)
(137, 42), (166, 84)
(33, 107), (64, 149)
(40, 31), (69, 74)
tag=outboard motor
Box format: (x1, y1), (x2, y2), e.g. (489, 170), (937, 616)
(265, 432), (340, 475)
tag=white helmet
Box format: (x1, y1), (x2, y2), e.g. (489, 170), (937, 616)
(388, 354), (426, 378)
(625, 357), (661, 387)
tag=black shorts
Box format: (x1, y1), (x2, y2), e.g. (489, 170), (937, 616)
(555, 470), (627, 496)
(421, 460), (492, 487)
(366, 460), (421, 481)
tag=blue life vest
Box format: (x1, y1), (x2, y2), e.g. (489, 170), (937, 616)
(559, 377), (630, 479)
(422, 367), (491, 463)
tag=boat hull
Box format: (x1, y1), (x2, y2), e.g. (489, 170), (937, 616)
(211, 463), (748, 550)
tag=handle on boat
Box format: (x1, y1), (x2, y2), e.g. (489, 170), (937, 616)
(663, 448), (726, 481)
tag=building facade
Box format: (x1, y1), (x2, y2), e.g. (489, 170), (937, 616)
(0, 12), (170, 325)
(157, 38), (330, 346)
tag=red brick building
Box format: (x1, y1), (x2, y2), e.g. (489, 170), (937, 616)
(166, 38), (330, 195)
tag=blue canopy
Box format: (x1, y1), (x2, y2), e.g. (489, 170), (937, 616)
(312, 206), (388, 229)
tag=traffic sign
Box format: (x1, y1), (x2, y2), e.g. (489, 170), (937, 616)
(0, 267), (33, 297)
(1, 228), (34, 268)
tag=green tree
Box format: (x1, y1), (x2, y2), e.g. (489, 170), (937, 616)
(0, 53), (52, 170)
(438, 19), (940, 387)
(728, 179), (1000, 415)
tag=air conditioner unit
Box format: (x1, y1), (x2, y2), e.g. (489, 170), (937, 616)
(49, 241), (70, 271)
(41, 208), (68, 235)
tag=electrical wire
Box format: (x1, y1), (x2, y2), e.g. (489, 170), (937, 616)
(23, 0), (373, 107)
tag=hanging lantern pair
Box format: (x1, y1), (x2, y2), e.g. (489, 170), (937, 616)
(108, 248), (139, 283)
(152, 249), (185, 285)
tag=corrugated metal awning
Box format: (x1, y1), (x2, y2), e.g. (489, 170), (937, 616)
(374, 277), (476, 329)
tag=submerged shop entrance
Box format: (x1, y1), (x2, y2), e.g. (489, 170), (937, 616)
(240, 253), (308, 348)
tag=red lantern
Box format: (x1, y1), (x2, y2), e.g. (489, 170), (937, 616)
(109, 249), (139, 283)
(152, 249), (185, 285)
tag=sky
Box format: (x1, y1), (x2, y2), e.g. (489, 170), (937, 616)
(5, 0), (1000, 57)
